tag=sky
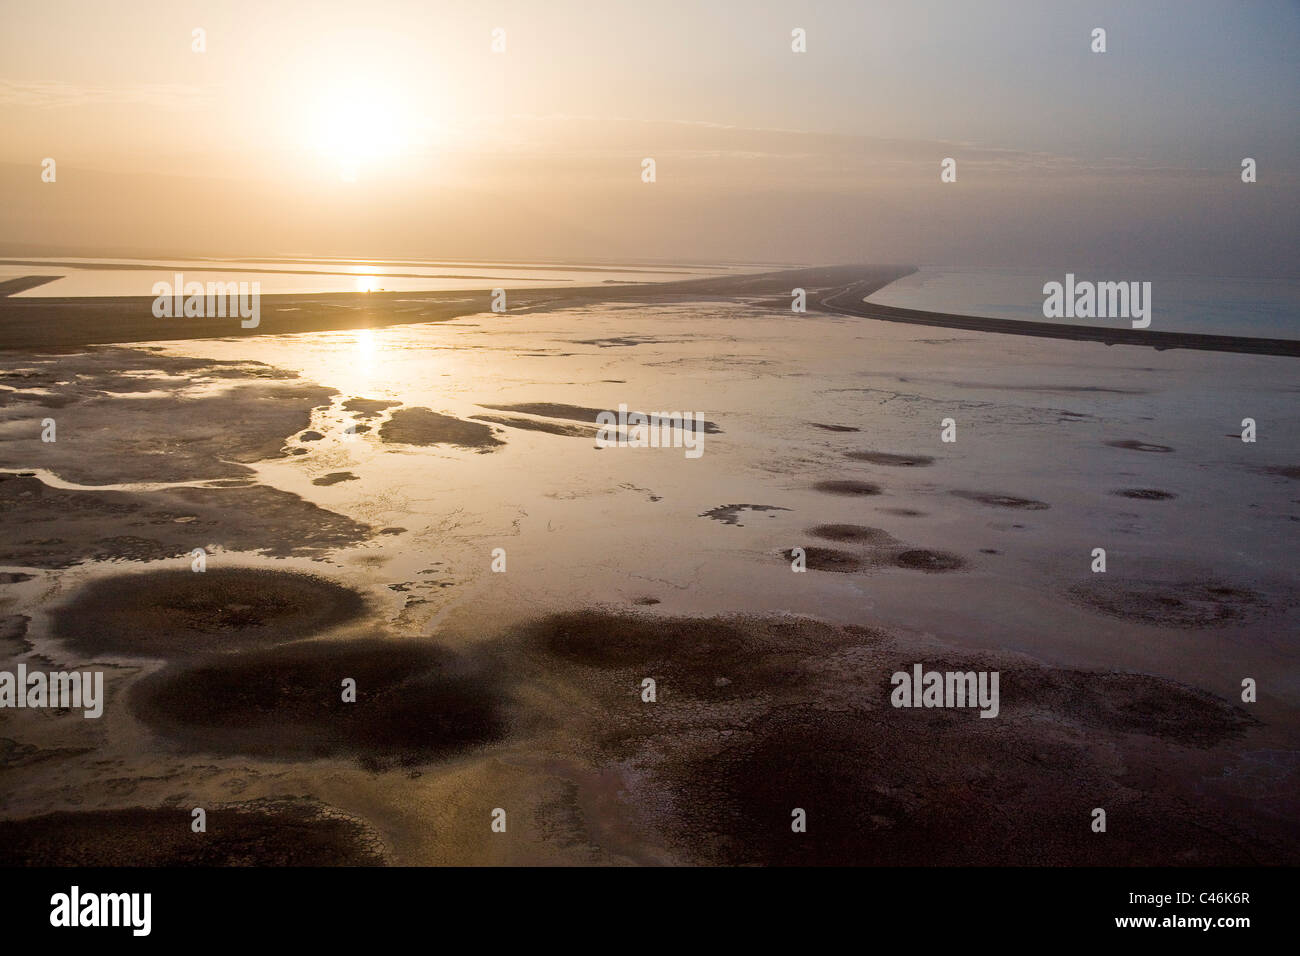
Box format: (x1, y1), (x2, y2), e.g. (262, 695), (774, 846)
(1, 0), (1296, 273)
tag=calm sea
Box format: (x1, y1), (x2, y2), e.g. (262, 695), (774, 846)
(867, 267), (1300, 340)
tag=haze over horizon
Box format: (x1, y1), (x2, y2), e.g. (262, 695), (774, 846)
(2, 0), (1297, 274)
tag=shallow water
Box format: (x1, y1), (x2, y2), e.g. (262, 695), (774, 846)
(0, 257), (762, 297)
(866, 266), (1300, 339)
(134, 301), (1300, 686)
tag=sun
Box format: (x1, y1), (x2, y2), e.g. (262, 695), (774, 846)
(304, 80), (412, 181)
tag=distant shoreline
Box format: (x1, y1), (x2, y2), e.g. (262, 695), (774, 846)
(817, 279), (1300, 358)
(0, 265), (907, 350)
(1, 263), (1295, 356)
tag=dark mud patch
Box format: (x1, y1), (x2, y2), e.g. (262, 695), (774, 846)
(799, 527), (961, 574)
(951, 490), (1049, 510)
(51, 568), (366, 659)
(699, 503), (790, 526)
(481, 403), (722, 434)
(312, 471), (359, 486)
(299, 430), (324, 442)
(1016, 669), (1258, 747)
(844, 451), (934, 467)
(893, 549), (965, 572)
(813, 479), (882, 497)
(1068, 579), (1269, 628)
(1113, 488), (1177, 500)
(1260, 465), (1300, 480)
(470, 414), (593, 438)
(572, 336), (674, 348)
(131, 639), (509, 768)
(785, 546), (866, 573)
(524, 609), (883, 695)
(807, 524), (899, 546)
(0, 614), (31, 653)
(1106, 440), (1174, 453)
(662, 697), (1257, 866)
(809, 423), (860, 433)
(0, 799), (386, 865)
(0, 474), (372, 568)
(343, 397), (401, 419)
(515, 609), (1272, 865)
(379, 407), (504, 450)
(879, 507), (926, 517)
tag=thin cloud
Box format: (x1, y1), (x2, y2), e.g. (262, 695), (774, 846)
(0, 79), (208, 110)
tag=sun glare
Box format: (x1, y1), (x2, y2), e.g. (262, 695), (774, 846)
(305, 81), (414, 181)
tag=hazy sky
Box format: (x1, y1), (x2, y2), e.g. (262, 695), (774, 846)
(2, 0), (1296, 272)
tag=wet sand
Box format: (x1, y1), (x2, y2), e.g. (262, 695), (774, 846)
(0, 276), (1296, 866)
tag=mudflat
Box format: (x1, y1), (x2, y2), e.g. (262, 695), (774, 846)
(0, 277), (1296, 865)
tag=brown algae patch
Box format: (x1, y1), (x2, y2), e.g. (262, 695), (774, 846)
(130, 639), (509, 768)
(50, 568), (366, 659)
(0, 799), (385, 865)
(379, 407), (504, 450)
(1068, 579), (1269, 628)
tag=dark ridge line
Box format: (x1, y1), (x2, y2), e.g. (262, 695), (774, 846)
(0, 276), (62, 297)
(0, 264), (914, 351)
(815, 281), (1300, 358)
